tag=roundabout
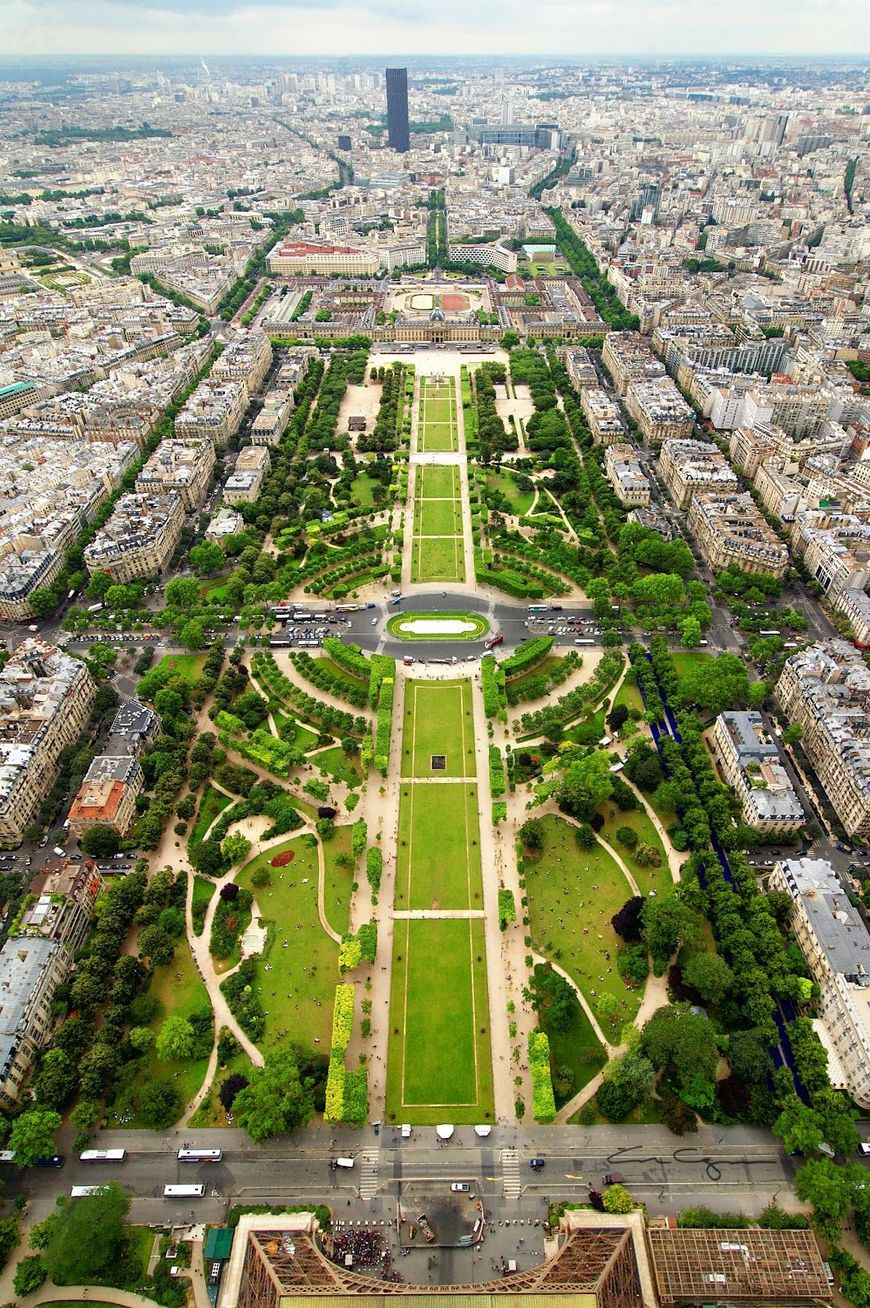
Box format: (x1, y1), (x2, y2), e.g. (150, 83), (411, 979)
(386, 611), (490, 641)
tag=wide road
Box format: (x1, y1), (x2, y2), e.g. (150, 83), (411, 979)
(1, 1123), (813, 1228)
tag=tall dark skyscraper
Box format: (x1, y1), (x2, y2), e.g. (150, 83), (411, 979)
(385, 67), (410, 154)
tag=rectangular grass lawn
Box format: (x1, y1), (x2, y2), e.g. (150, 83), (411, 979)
(522, 814), (641, 1032)
(415, 496), (462, 536)
(395, 781), (483, 910)
(421, 394), (455, 424)
(412, 534), (464, 582)
(419, 465), (459, 499)
(420, 422), (457, 453)
(387, 917), (494, 1122)
(401, 679), (473, 777)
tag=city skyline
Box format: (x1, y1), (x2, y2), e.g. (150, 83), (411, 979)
(1, 0), (867, 57)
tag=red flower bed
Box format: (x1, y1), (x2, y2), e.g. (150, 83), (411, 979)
(270, 851), (295, 867)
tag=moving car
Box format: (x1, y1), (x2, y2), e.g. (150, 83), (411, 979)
(450, 1182), (470, 1192)
(529, 1157), (545, 1170)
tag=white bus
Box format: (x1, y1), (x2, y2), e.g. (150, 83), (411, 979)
(177, 1148), (222, 1163)
(527, 604), (548, 613)
(70, 1185), (106, 1197)
(80, 1149), (126, 1163)
(163, 1183), (205, 1197)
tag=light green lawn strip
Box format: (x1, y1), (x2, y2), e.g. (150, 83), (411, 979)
(486, 470), (535, 516)
(235, 834), (338, 1051)
(597, 800), (671, 896)
(151, 653), (206, 683)
(395, 781), (483, 910)
(386, 917), (494, 1122)
(671, 652), (714, 679)
(401, 679), (473, 778)
(420, 423), (458, 453)
(312, 743), (363, 787)
(190, 785), (231, 846)
(411, 534), (465, 583)
(415, 496), (463, 536)
(533, 962), (606, 1107)
(322, 824), (354, 937)
(418, 464), (459, 499)
(521, 814), (642, 1033)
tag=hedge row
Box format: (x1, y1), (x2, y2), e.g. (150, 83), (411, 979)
(498, 888), (516, 929)
(366, 846), (383, 893)
(321, 638), (371, 683)
(481, 654), (506, 718)
(492, 801), (507, 825)
(489, 744), (506, 799)
(338, 936), (362, 973)
(528, 1030), (557, 1122)
(477, 565), (545, 600)
(501, 636), (555, 679)
(252, 653), (363, 737)
(216, 728), (302, 779)
(342, 1067), (368, 1126)
(325, 983), (365, 1125)
(352, 819), (367, 859)
(331, 983), (354, 1050)
(291, 651), (369, 709)
(374, 676), (394, 775)
(357, 922), (377, 963)
(505, 651), (581, 707)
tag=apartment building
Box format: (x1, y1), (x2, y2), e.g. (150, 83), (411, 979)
(562, 346), (598, 390)
(604, 443), (651, 506)
(267, 240), (379, 277)
(212, 332), (272, 397)
(0, 858), (104, 1107)
(135, 437), (215, 511)
(0, 643), (97, 846)
(84, 491), (184, 583)
(711, 711), (804, 834)
(67, 755), (144, 838)
(174, 380), (247, 448)
(658, 438), (739, 509)
(687, 492), (789, 578)
(251, 388), (293, 446)
(775, 641), (870, 839)
(381, 239), (426, 272)
(626, 378), (695, 443)
(223, 445), (271, 505)
(602, 332), (666, 395)
(753, 462), (805, 523)
(791, 513), (870, 597)
(447, 241), (518, 274)
(581, 387), (624, 445)
(771, 857), (870, 1108)
(834, 588), (870, 647)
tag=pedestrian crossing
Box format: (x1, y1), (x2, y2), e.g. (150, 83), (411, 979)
(359, 1148), (380, 1200)
(501, 1148), (521, 1198)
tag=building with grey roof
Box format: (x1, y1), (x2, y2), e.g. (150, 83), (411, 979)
(771, 856), (870, 1107)
(711, 711), (804, 834)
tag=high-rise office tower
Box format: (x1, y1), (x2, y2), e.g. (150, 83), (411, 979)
(385, 67), (410, 153)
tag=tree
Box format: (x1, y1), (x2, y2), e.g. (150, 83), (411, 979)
(137, 923), (176, 966)
(43, 1182), (130, 1284)
(597, 1049), (654, 1120)
(642, 896), (700, 969)
(219, 1073), (249, 1110)
(773, 1100), (824, 1156)
(557, 751), (613, 822)
(14, 1255), (47, 1296)
(794, 1158), (855, 1241)
(79, 825), (121, 858)
(189, 540), (225, 576)
(222, 833), (252, 866)
(164, 576), (201, 609)
(104, 583), (138, 610)
(782, 723), (803, 746)
(33, 1047), (78, 1109)
(9, 1110), (62, 1166)
(78, 1042), (121, 1101)
(232, 1044), (316, 1142)
(520, 818), (544, 851)
(603, 1183), (634, 1214)
(611, 895), (645, 942)
(138, 1081), (182, 1129)
(155, 1016), (195, 1061)
(526, 967), (575, 1030)
(641, 1003), (719, 1090)
(616, 825), (638, 850)
(129, 1025), (155, 1053)
(180, 617), (206, 651)
(682, 952), (734, 1005)
(680, 616), (701, 648)
(679, 653), (749, 715)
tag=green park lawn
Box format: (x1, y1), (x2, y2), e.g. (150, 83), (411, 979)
(533, 963), (606, 1107)
(395, 781), (483, 910)
(235, 834), (339, 1051)
(506, 656), (563, 697)
(317, 657), (368, 697)
(415, 496), (462, 536)
(272, 710), (320, 754)
(612, 674), (646, 718)
(671, 651), (714, 680)
(386, 917), (494, 1123)
(151, 653), (206, 683)
(350, 472), (380, 509)
(485, 469), (535, 516)
(322, 824), (354, 937)
(111, 936), (212, 1128)
(597, 800), (672, 896)
(313, 743), (363, 788)
(420, 393), (456, 425)
(190, 785), (231, 846)
(401, 679), (474, 778)
(418, 464), (459, 499)
(191, 874), (215, 936)
(411, 533), (465, 582)
(521, 815), (642, 1034)
(419, 421), (458, 453)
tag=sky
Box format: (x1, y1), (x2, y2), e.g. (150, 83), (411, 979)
(1, 0), (867, 57)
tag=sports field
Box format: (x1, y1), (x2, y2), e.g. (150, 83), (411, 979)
(386, 676), (494, 1123)
(410, 460), (466, 584)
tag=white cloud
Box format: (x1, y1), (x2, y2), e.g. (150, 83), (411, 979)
(1, 0), (867, 54)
